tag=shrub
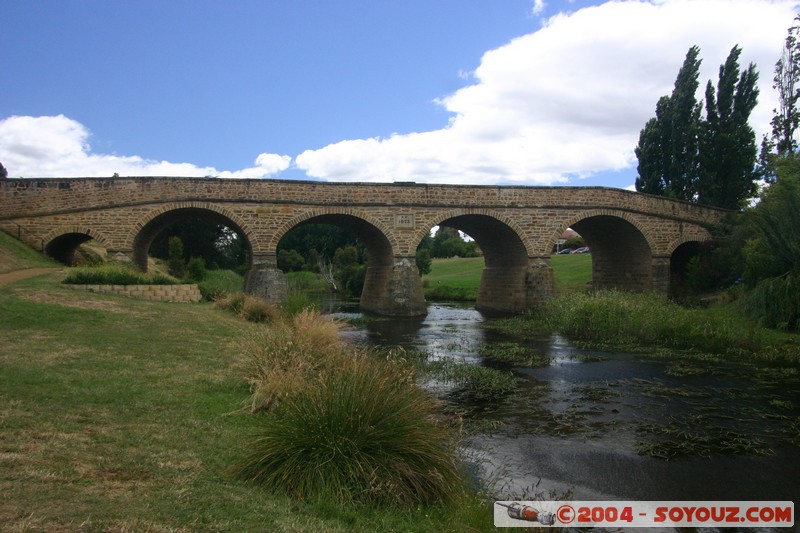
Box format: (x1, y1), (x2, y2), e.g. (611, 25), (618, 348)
(237, 354), (465, 507)
(185, 257), (207, 282)
(742, 274), (800, 331)
(197, 269), (244, 301)
(167, 236), (186, 278)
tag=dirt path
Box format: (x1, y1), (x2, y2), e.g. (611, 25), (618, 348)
(0, 268), (62, 286)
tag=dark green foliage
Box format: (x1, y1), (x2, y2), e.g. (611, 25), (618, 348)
(428, 226), (479, 258)
(636, 45), (760, 209)
(0, 162), (7, 179)
(698, 46), (760, 209)
(334, 245), (366, 297)
(743, 275), (800, 330)
(760, 15), (800, 179)
(415, 248), (432, 276)
(167, 236), (186, 279)
(196, 269), (244, 301)
(185, 257), (207, 282)
(636, 46), (702, 200)
(277, 249), (305, 272)
(277, 224), (360, 271)
(740, 163), (800, 329)
(744, 164), (800, 282)
(151, 218), (249, 272)
(677, 221), (747, 294)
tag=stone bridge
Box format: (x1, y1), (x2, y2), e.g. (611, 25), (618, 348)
(0, 177), (728, 316)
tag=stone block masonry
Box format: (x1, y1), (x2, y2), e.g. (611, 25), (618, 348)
(65, 283), (202, 303)
(1, 177), (730, 316)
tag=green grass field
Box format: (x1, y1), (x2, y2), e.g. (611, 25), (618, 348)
(0, 240), (493, 531)
(423, 254), (592, 299)
(0, 230), (59, 273)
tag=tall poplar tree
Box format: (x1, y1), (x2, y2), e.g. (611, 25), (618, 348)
(697, 46), (759, 209)
(635, 46), (702, 200)
(760, 16), (800, 182)
(771, 16), (800, 157)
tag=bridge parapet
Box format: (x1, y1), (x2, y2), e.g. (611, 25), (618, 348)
(1, 177), (729, 227)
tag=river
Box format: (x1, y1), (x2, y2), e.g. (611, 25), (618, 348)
(327, 300), (800, 507)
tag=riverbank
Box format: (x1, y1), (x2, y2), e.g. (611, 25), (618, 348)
(0, 271), (494, 531)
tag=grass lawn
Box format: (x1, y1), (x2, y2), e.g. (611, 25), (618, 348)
(423, 254), (592, 298)
(0, 230), (59, 273)
(1, 266), (493, 531)
(550, 253), (592, 293)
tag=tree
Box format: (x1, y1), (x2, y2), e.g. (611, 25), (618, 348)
(415, 248), (432, 277)
(697, 46), (760, 209)
(152, 218), (248, 271)
(635, 46), (703, 200)
(0, 162), (7, 179)
(277, 224), (360, 271)
(760, 16), (800, 182)
(167, 236), (186, 279)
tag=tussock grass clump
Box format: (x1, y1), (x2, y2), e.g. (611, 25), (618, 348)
(241, 309), (345, 411)
(238, 355), (465, 507)
(214, 292), (279, 323)
(237, 310), (467, 507)
(63, 263), (178, 285)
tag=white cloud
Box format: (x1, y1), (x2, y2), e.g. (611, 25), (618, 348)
(0, 115), (291, 179)
(296, 0), (798, 185)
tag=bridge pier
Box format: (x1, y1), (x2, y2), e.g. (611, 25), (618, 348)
(244, 253), (288, 307)
(477, 257), (554, 314)
(360, 256), (426, 317)
(651, 255), (671, 293)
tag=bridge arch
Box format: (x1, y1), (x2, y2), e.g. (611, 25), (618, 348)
(271, 208), (424, 316)
(554, 209), (656, 292)
(418, 209), (540, 313)
(270, 208), (398, 257)
(42, 226), (112, 266)
(667, 228), (714, 294)
(129, 202), (255, 272)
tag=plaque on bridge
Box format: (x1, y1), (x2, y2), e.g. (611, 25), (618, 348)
(394, 213), (415, 229)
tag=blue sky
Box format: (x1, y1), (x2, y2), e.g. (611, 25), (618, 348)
(1, 0), (797, 189)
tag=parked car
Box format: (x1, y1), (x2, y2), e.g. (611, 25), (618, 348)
(570, 246), (590, 254)
(557, 248), (574, 254)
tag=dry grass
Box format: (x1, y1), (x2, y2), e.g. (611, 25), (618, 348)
(240, 309), (346, 412)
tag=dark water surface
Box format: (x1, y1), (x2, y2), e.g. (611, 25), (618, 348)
(330, 301), (800, 506)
